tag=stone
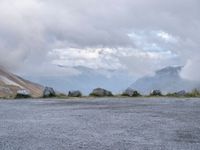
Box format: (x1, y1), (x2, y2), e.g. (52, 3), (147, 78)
(150, 90), (162, 96)
(43, 87), (56, 98)
(90, 88), (113, 97)
(68, 90), (82, 97)
(122, 88), (140, 97)
(176, 90), (186, 96)
(15, 89), (31, 98)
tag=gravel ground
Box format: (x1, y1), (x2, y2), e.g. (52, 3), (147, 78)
(0, 97), (200, 150)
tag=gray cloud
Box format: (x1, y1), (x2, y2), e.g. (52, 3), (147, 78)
(0, 0), (200, 80)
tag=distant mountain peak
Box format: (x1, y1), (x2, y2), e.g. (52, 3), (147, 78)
(155, 66), (182, 76)
(130, 66), (199, 94)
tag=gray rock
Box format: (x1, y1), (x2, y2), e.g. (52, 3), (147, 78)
(150, 90), (162, 96)
(90, 88), (113, 97)
(43, 87), (56, 98)
(15, 89), (31, 99)
(122, 88), (140, 97)
(176, 90), (186, 96)
(68, 90), (82, 97)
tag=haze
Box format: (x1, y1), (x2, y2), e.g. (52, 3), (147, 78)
(0, 0), (200, 92)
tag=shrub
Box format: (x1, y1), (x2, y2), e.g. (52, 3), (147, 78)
(186, 89), (200, 97)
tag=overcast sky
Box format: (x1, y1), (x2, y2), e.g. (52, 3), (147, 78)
(0, 0), (200, 81)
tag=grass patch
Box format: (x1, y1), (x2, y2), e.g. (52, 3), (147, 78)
(185, 89), (200, 97)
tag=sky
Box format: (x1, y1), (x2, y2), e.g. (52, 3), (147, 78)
(0, 0), (200, 87)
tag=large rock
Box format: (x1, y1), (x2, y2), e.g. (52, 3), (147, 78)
(68, 90), (82, 97)
(90, 88), (113, 97)
(122, 88), (140, 97)
(150, 90), (162, 96)
(15, 89), (31, 99)
(43, 87), (56, 98)
(176, 90), (186, 96)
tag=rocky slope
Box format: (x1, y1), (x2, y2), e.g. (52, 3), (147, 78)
(130, 66), (199, 94)
(0, 68), (43, 98)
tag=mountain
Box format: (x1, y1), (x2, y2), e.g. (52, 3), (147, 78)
(0, 68), (44, 98)
(25, 66), (133, 95)
(130, 66), (199, 94)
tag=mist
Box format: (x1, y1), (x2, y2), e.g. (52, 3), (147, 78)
(0, 0), (200, 81)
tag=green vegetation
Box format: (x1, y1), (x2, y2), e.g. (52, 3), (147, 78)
(166, 89), (200, 98)
(121, 92), (141, 97)
(54, 93), (69, 99)
(185, 89), (200, 97)
(15, 94), (31, 99)
(1, 88), (200, 99)
(166, 93), (180, 97)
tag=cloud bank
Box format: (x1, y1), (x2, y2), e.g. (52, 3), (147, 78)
(0, 0), (199, 80)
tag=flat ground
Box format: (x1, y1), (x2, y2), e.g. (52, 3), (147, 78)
(0, 98), (200, 150)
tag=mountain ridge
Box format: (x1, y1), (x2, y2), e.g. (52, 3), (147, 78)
(0, 68), (44, 98)
(130, 66), (199, 94)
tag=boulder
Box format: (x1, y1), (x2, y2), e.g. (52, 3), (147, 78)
(150, 90), (162, 96)
(122, 88), (140, 97)
(15, 89), (31, 99)
(68, 90), (82, 97)
(43, 87), (56, 98)
(176, 90), (186, 96)
(90, 88), (113, 97)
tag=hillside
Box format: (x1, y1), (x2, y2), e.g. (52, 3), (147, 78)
(130, 66), (199, 94)
(0, 68), (44, 98)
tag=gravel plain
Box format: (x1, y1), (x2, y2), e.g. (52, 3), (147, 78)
(0, 97), (200, 150)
